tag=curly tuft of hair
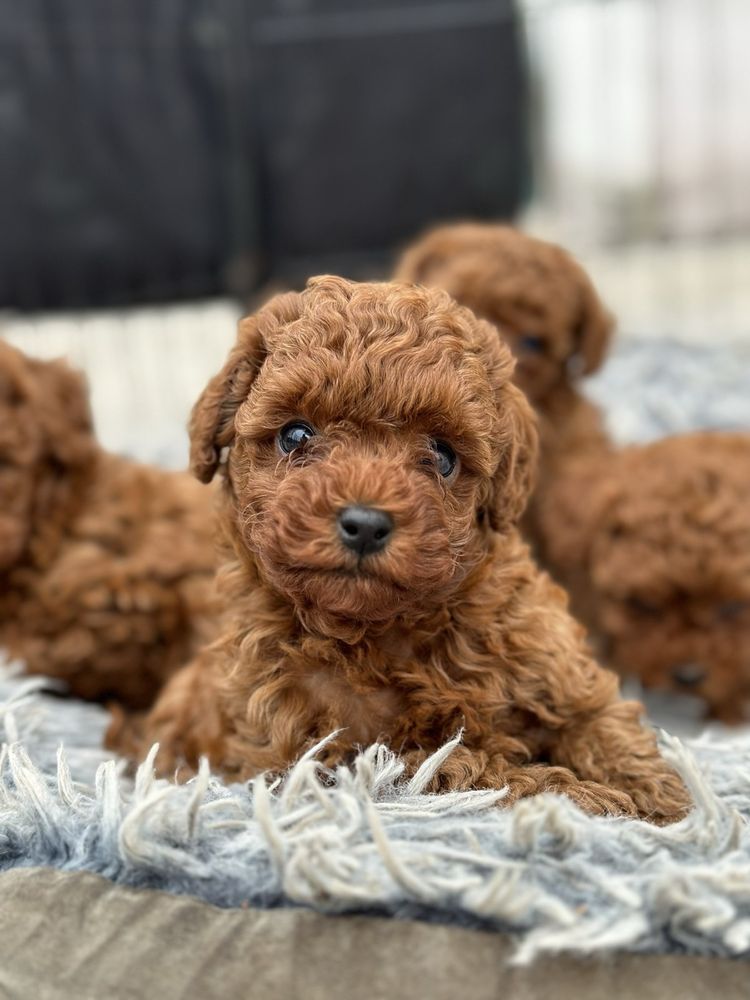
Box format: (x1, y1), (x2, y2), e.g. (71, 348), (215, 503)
(133, 276), (689, 823)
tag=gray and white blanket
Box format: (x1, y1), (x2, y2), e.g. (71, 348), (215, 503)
(1, 666), (750, 965)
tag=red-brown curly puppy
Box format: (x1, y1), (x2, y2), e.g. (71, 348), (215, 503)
(138, 276), (688, 822)
(394, 222), (614, 465)
(536, 432), (750, 724)
(0, 339), (217, 708)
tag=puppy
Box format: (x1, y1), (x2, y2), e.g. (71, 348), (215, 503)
(537, 433), (750, 723)
(0, 340), (216, 708)
(139, 276), (689, 822)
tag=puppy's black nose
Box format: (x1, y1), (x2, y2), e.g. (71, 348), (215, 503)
(670, 662), (707, 687)
(337, 506), (393, 557)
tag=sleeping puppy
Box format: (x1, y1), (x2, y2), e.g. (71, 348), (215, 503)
(0, 339), (217, 709)
(536, 432), (750, 724)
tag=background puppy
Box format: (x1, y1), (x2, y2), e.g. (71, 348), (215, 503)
(537, 432), (750, 723)
(138, 276), (688, 823)
(0, 340), (216, 708)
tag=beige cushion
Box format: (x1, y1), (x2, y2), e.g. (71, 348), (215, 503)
(0, 867), (745, 1000)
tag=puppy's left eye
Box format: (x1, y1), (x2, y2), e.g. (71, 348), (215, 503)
(519, 334), (545, 354)
(430, 439), (457, 478)
(716, 600), (748, 621)
(277, 421), (316, 454)
(627, 596), (661, 617)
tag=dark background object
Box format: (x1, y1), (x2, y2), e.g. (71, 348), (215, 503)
(0, 0), (529, 310)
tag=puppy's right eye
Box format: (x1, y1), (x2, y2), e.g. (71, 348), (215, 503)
(519, 334), (545, 355)
(277, 421), (316, 454)
(716, 600), (748, 621)
(626, 596), (661, 617)
(429, 439), (457, 478)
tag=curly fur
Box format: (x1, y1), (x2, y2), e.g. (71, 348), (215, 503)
(394, 222), (614, 458)
(536, 432), (750, 724)
(133, 276), (688, 823)
(0, 339), (217, 709)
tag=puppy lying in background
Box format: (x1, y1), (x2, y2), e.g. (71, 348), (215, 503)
(136, 276), (689, 823)
(0, 340), (216, 709)
(537, 433), (750, 724)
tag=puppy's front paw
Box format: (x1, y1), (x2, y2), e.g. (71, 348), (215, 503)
(139, 660), (226, 778)
(624, 766), (692, 825)
(502, 766), (639, 818)
(401, 745), (491, 792)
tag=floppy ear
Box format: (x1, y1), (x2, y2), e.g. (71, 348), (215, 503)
(189, 314), (268, 483)
(28, 357), (96, 468)
(573, 275), (614, 376)
(488, 384), (539, 532)
(394, 242), (446, 286)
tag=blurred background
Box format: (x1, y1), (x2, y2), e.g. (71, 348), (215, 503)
(2, 0), (749, 464)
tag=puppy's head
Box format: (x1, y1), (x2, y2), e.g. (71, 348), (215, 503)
(190, 276), (537, 635)
(559, 435), (750, 720)
(395, 223), (613, 406)
(0, 340), (95, 571)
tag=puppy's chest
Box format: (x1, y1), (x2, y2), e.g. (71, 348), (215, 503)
(293, 629), (512, 745)
(299, 670), (407, 746)
(295, 633), (410, 744)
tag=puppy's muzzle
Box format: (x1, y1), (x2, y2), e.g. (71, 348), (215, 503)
(337, 505), (393, 557)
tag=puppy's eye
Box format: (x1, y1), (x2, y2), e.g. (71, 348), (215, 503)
(716, 600), (748, 621)
(277, 421), (316, 454)
(430, 439), (457, 478)
(519, 334), (545, 355)
(627, 596), (661, 617)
